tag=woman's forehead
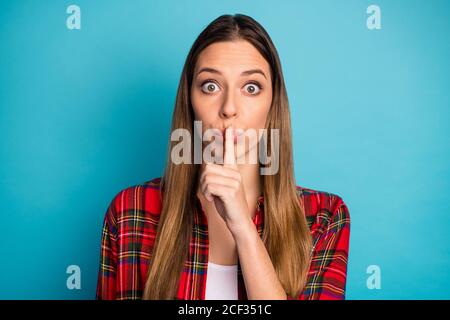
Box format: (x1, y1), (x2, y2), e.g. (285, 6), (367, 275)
(195, 40), (270, 77)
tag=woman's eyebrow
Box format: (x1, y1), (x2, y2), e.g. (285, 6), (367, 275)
(241, 69), (267, 79)
(196, 67), (267, 79)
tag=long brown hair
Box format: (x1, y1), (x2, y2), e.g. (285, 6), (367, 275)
(143, 14), (312, 299)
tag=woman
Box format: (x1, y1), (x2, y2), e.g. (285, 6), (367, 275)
(96, 14), (350, 300)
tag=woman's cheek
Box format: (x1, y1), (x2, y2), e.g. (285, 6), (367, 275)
(248, 100), (270, 125)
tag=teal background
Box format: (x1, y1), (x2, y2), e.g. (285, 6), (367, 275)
(0, 0), (449, 299)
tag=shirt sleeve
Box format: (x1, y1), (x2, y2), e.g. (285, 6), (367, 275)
(291, 197), (351, 300)
(95, 197), (119, 300)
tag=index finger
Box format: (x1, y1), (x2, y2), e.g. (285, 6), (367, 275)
(224, 126), (236, 166)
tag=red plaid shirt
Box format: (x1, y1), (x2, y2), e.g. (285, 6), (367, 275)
(96, 177), (350, 300)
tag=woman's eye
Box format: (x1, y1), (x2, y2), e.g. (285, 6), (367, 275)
(201, 81), (220, 94)
(243, 83), (261, 95)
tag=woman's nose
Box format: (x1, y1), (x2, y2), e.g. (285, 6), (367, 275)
(219, 91), (238, 118)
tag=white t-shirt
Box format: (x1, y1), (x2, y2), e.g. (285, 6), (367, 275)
(205, 261), (238, 300)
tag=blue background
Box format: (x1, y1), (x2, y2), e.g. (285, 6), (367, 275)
(1, 0), (449, 299)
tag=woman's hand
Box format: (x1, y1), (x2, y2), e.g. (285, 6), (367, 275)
(199, 126), (252, 234)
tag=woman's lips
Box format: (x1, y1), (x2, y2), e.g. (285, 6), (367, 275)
(220, 128), (244, 144)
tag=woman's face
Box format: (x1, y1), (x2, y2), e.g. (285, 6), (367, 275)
(190, 40), (273, 162)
